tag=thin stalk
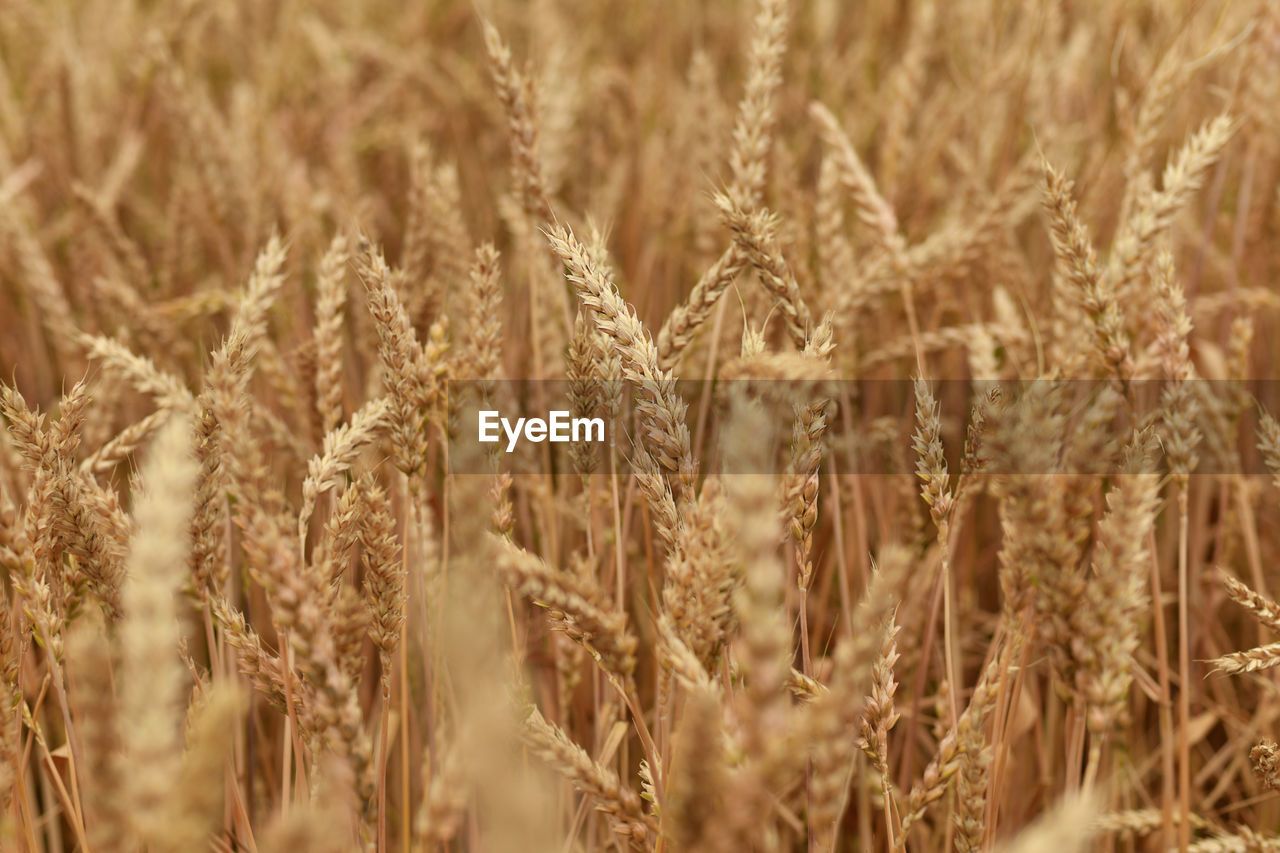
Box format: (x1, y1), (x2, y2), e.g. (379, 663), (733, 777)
(612, 678), (665, 815)
(986, 613), (1031, 846)
(377, 690), (390, 853)
(799, 594), (812, 677)
(45, 662), (84, 825)
(13, 725), (39, 853)
(399, 641), (411, 853)
(825, 452), (854, 635)
(280, 635), (296, 814)
(383, 474), (414, 853)
(36, 744), (62, 851)
(1082, 738), (1104, 792)
(1177, 485), (1191, 853)
(610, 438), (624, 616)
(939, 522), (960, 727)
(39, 746), (87, 852)
(898, 549), (946, 785)
(1066, 707), (1086, 793)
(1147, 528), (1176, 851)
(693, 291), (730, 457)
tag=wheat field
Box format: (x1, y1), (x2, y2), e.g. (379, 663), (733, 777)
(1, 0), (1279, 850)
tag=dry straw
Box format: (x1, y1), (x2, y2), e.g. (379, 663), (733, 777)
(0, 1), (1277, 851)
